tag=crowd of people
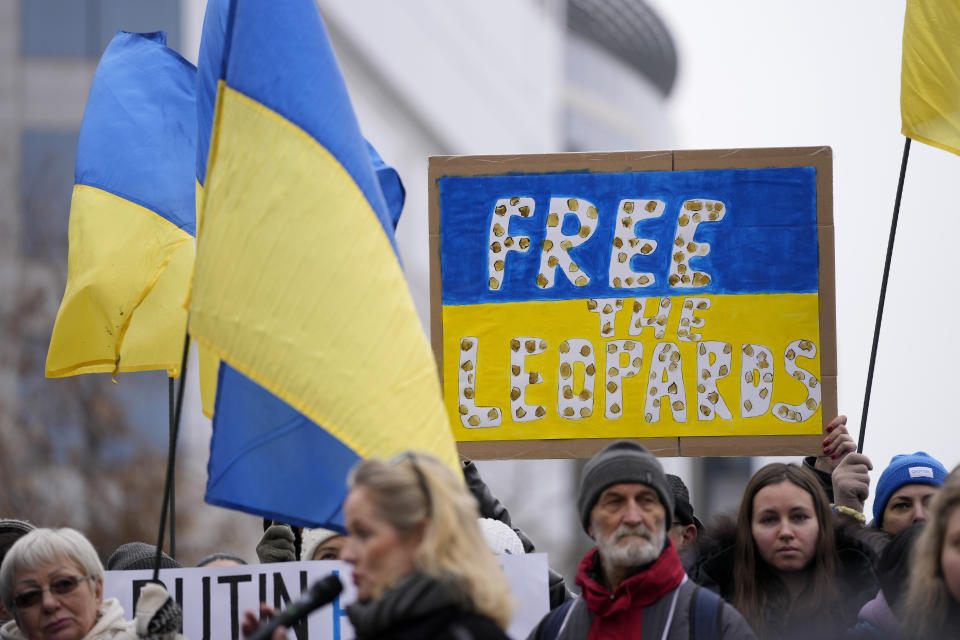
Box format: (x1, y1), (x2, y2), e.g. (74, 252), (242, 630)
(0, 415), (957, 639)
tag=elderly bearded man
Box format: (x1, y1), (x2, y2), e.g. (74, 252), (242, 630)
(529, 441), (755, 640)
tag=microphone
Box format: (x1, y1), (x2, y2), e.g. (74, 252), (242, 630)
(247, 574), (343, 640)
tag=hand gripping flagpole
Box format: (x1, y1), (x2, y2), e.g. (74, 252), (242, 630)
(152, 330), (191, 581)
(858, 137), (911, 453)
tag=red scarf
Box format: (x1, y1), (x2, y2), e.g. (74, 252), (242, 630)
(575, 540), (686, 640)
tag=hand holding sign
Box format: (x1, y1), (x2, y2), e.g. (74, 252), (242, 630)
(815, 415), (857, 474)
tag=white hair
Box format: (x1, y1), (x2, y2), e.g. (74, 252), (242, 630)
(0, 528), (104, 612)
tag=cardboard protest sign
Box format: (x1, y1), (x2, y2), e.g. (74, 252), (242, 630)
(104, 554), (548, 640)
(429, 147), (836, 458)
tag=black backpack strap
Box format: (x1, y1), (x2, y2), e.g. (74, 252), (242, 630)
(537, 597), (576, 640)
(688, 585), (724, 640)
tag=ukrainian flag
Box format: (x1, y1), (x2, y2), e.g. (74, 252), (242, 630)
(194, 0), (230, 418)
(364, 139), (406, 231)
(902, 0), (960, 155)
(192, 0), (406, 421)
(190, 0), (456, 528)
(46, 31), (197, 379)
(196, 0), (229, 193)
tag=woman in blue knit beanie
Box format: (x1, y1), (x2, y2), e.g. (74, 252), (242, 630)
(873, 452), (947, 535)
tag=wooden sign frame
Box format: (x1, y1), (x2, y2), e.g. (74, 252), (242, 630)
(428, 147), (836, 459)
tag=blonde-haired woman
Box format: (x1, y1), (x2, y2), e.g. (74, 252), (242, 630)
(341, 452), (512, 639)
(900, 464), (960, 638)
(243, 451), (513, 640)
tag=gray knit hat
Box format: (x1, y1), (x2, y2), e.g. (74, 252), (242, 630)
(577, 440), (674, 534)
(666, 474), (704, 532)
(0, 520), (35, 566)
(107, 542), (181, 571)
(0, 520), (34, 538)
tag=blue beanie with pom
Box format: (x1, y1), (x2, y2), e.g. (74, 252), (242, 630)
(873, 452), (947, 527)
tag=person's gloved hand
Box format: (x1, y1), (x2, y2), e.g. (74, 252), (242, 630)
(135, 582), (182, 639)
(832, 452), (873, 513)
(256, 524), (296, 563)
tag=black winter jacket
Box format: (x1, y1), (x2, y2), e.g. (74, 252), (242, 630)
(802, 456), (834, 502)
(690, 515), (878, 640)
(463, 460), (574, 609)
(347, 572), (510, 640)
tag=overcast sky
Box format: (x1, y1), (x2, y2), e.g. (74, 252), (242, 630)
(648, 0), (959, 511)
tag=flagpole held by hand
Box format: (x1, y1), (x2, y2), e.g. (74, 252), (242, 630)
(858, 136), (911, 453)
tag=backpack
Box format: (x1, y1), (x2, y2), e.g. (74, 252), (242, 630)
(687, 585), (724, 640)
(537, 597), (575, 640)
(535, 585), (724, 640)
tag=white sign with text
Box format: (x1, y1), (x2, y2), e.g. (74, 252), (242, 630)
(104, 554), (549, 640)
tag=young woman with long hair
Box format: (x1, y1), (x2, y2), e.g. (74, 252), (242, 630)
(694, 463), (877, 639)
(900, 465), (960, 638)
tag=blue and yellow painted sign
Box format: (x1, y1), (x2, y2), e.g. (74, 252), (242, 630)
(430, 151), (835, 450)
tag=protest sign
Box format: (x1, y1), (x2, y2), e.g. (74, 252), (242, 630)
(429, 147), (836, 458)
(104, 554), (548, 640)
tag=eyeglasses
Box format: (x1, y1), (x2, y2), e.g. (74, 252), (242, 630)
(390, 452), (433, 518)
(12, 575), (92, 609)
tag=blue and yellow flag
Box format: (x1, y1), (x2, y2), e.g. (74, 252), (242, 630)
(189, 0), (455, 528)
(365, 140), (406, 231)
(194, 0), (230, 418)
(196, 0), (229, 193)
(902, 0), (960, 155)
(46, 31), (197, 379)
(192, 0), (406, 420)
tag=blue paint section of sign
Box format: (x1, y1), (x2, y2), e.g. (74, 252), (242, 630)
(438, 166), (818, 305)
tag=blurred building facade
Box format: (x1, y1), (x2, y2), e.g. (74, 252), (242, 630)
(0, 0), (241, 563)
(0, 0), (751, 574)
(2, 0), (184, 451)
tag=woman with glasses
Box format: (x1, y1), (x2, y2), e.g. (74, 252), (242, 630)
(0, 528), (182, 640)
(244, 452), (514, 639)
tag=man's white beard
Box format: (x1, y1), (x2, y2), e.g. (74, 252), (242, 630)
(595, 522), (666, 568)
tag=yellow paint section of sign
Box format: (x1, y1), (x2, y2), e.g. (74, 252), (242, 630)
(443, 293), (822, 441)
